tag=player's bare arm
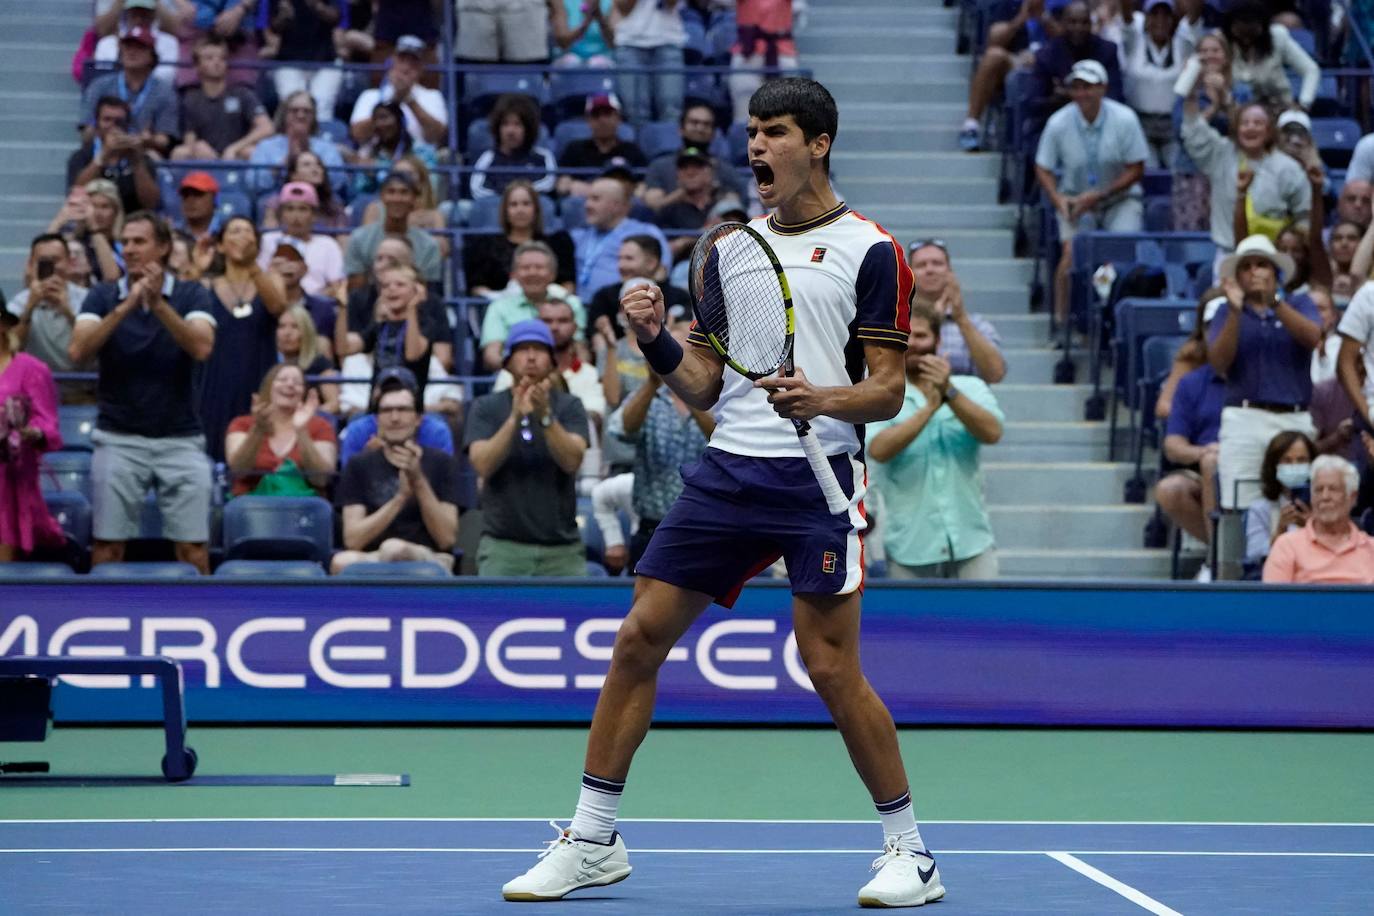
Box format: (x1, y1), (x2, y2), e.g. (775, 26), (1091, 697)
(755, 343), (905, 424)
(621, 281), (725, 411)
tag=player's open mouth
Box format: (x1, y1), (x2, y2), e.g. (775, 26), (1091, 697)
(751, 160), (775, 194)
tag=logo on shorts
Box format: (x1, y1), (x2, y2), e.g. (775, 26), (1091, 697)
(810, 247), (827, 263)
(822, 551), (837, 574)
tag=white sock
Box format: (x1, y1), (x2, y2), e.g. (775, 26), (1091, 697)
(962, 117), (979, 132)
(569, 772), (624, 844)
(876, 791), (926, 856)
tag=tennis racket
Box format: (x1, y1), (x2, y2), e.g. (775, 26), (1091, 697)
(687, 221), (849, 516)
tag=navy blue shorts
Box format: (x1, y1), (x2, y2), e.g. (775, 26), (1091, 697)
(634, 448), (868, 608)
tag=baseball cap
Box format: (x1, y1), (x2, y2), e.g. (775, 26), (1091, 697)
(1143, 0), (1174, 12)
(503, 319), (556, 361)
(375, 365), (419, 393)
(272, 237), (307, 261)
(676, 146), (710, 167)
(586, 93), (622, 115)
(1277, 110), (1312, 133)
(179, 171), (219, 195)
(120, 25), (156, 49)
(395, 35), (427, 57)
(124, 0), (158, 10)
(1068, 59), (1108, 86)
(279, 181), (319, 208)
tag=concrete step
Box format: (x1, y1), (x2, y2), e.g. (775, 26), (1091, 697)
(0, 113), (76, 144)
(1000, 419), (1110, 447)
(946, 258), (1033, 287)
(997, 548), (1173, 579)
(0, 247), (28, 290)
(0, 217), (53, 245)
(0, 169), (68, 197)
(839, 178), (998, 206)
(990, 504), (1155, 549)
(985, 313), (1050, 345)
(0, 142), (73, 174)
(853, 205), (1017, 232)
(0, 68), (78, 94)
(0, 92), (80, 119)
(824, 75), (967, 105)
(0, 42), (80, 71)
(806, 7), (957, 29)
(805, 53), (969, 82)
(798, 29), (955, 56)
(960, 287), (1037, 315)
(0, 17), (88, 44)
(985, 384), (1094, 423)
(983, 461), (1135, 504)
(869, 227), (1010, 260)
(834, 151), (1001, 180)
(982, 443), (1117, 462)
(0, 195), (58, 219)
(1001, 348), (1085, 384)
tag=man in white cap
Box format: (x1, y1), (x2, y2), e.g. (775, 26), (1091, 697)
(1034, 57), (1148, 323)
(349, 35), (448, 146)
(1208, 234), (1322, 509)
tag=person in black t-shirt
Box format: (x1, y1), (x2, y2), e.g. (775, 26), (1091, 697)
(654, 146), (743, 260)
(69, 212), (218, 573)
(557, 93), (648, 197)
(340, 236), (452, 372)
(332, 379), (460, 574)
(67, 96), (161, 217)
(336, 262), (443, 400)
(171, 37), (273, 161)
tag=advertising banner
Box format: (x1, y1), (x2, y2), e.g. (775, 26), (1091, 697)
(2, 580), (1372, 727)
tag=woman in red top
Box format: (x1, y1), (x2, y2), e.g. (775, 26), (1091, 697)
(225, 363), (338, 497)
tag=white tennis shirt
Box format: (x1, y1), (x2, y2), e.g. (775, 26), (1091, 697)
(688, 202), (913, 458)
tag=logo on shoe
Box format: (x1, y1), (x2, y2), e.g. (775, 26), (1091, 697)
(917, 859), (937, 884)
(580, 851), (616, 872)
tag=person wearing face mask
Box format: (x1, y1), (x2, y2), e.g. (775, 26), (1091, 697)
(1209, 235), (1322, 510)
(1263, 454), (1374, 583)
(1242, 430), (1316, 577)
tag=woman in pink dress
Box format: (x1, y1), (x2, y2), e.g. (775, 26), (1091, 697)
(0, 309), (65, 560)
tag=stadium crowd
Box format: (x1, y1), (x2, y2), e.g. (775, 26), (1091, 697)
(2, 0), (1373, 584)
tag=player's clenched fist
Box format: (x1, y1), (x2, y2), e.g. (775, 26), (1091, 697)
(620, 281), (664, 343)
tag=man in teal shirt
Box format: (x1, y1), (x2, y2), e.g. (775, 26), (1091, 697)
(868, 302), (1005, 579)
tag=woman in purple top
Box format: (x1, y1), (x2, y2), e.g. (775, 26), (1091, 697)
(0, 312), (65, 560)
(1208, 234), (1321, 508)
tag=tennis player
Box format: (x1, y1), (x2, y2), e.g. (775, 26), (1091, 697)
(503, 78), (944, 908)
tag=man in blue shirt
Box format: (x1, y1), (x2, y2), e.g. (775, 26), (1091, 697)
(338, 366), (455, 468)
(571, 177), (671, 297)
(868, 302), (1005, 579)
(81, 26), (180, 157)
(1156, 363), (1227, 551)
(69, 212), (217, 573)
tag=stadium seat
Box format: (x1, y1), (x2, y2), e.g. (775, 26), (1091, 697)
(58, 405), (99, 452)
(338, 560), (451, 577)
(346, 193), (376, 227)
(44, 491), (91, 551)
(467, 193), (559, 231)
(222, 496), (334, 563)
(548, 69), (617, 122)
(559, 194), (587, 229)
(726, 121), (749, 167)
(639, 120), (683, 160)
(215, 559), (327, 578)
(465, 71), (549, 120)
(1311, 118), (1363, 170)
(1289, 28), (1317, 58)
(40, 450), (93, 499)
(88, 561), (202, 578)
(1144, 197), (1172, 232)
(217, 189), (255, 222)
(585, 560), (610, 577)
(551, 118), (636, 159)
(0, 562), (76, 578)
(318, 119), (352, 147)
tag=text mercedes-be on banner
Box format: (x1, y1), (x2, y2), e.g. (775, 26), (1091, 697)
(3, 581), (1372, 727)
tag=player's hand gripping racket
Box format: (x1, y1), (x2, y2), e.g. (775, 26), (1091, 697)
(687, 221), (849, 516)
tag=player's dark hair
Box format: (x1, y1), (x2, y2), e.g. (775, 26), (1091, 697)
(748, 78), (838, 174)
(909, 301), (942, 340)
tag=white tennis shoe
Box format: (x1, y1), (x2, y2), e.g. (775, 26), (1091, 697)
(857, 838), (945, 908)
(501, 820), (632, 901)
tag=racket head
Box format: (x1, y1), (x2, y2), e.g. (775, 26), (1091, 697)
(687, 221), (794, 380)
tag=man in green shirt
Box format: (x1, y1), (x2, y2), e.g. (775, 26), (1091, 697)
(477, 240), (586, 371)
(867, 302), (1005, 579)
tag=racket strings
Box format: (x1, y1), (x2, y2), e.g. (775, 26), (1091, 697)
(692, 225), (789, 376)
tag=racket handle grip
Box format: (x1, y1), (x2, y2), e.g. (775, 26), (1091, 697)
(796, 424), (850, 516)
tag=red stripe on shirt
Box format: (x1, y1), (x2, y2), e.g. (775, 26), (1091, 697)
(847, 211), (914, 335)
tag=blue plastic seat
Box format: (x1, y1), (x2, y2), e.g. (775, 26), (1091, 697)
(215, 559), (326, 578)
(465, 71), (548, 119)
(0, 562), (76, 578)
(41, 450), (93, 499)
(217, 189), (255, 222)
(726, 121), (749, 167)
(548, 69), (616, 121)
(638, 120), (683, 160)
(318, 119), (352, 148)
(222, 496), (334, 563)
(585, 560), (609, 577)
(58, 405), (99, 452)
(89, 561), (202, 578)
(44, 490), (91, 550)
(1311, 117), (1363, 170)
(559, 194), (586, 229)
(338, 560), (451, 577)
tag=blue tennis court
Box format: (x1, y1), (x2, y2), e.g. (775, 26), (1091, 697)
(3, 818), (1371, 913)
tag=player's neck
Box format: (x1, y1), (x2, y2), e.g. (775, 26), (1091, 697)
(773, 176), (840, 227)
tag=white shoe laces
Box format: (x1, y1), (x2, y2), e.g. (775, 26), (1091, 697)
(870, 836), (903, 871)
(537, 820), (575, 860)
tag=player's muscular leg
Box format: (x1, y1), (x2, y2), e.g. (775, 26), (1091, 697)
(792, 591), (909, 802)
(584, 576), (715, 779)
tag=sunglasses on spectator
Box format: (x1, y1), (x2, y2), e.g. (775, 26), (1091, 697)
(908, 238), (949, 255)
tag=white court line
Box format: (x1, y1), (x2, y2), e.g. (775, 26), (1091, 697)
(0, 848), (1372, 857)
(1049, 852), (1183, 916)
(2, 817), (1372, 826)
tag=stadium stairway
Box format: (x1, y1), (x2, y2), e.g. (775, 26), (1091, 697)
(802, 0), (1170, 578)
(0, 0), (85, 293)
